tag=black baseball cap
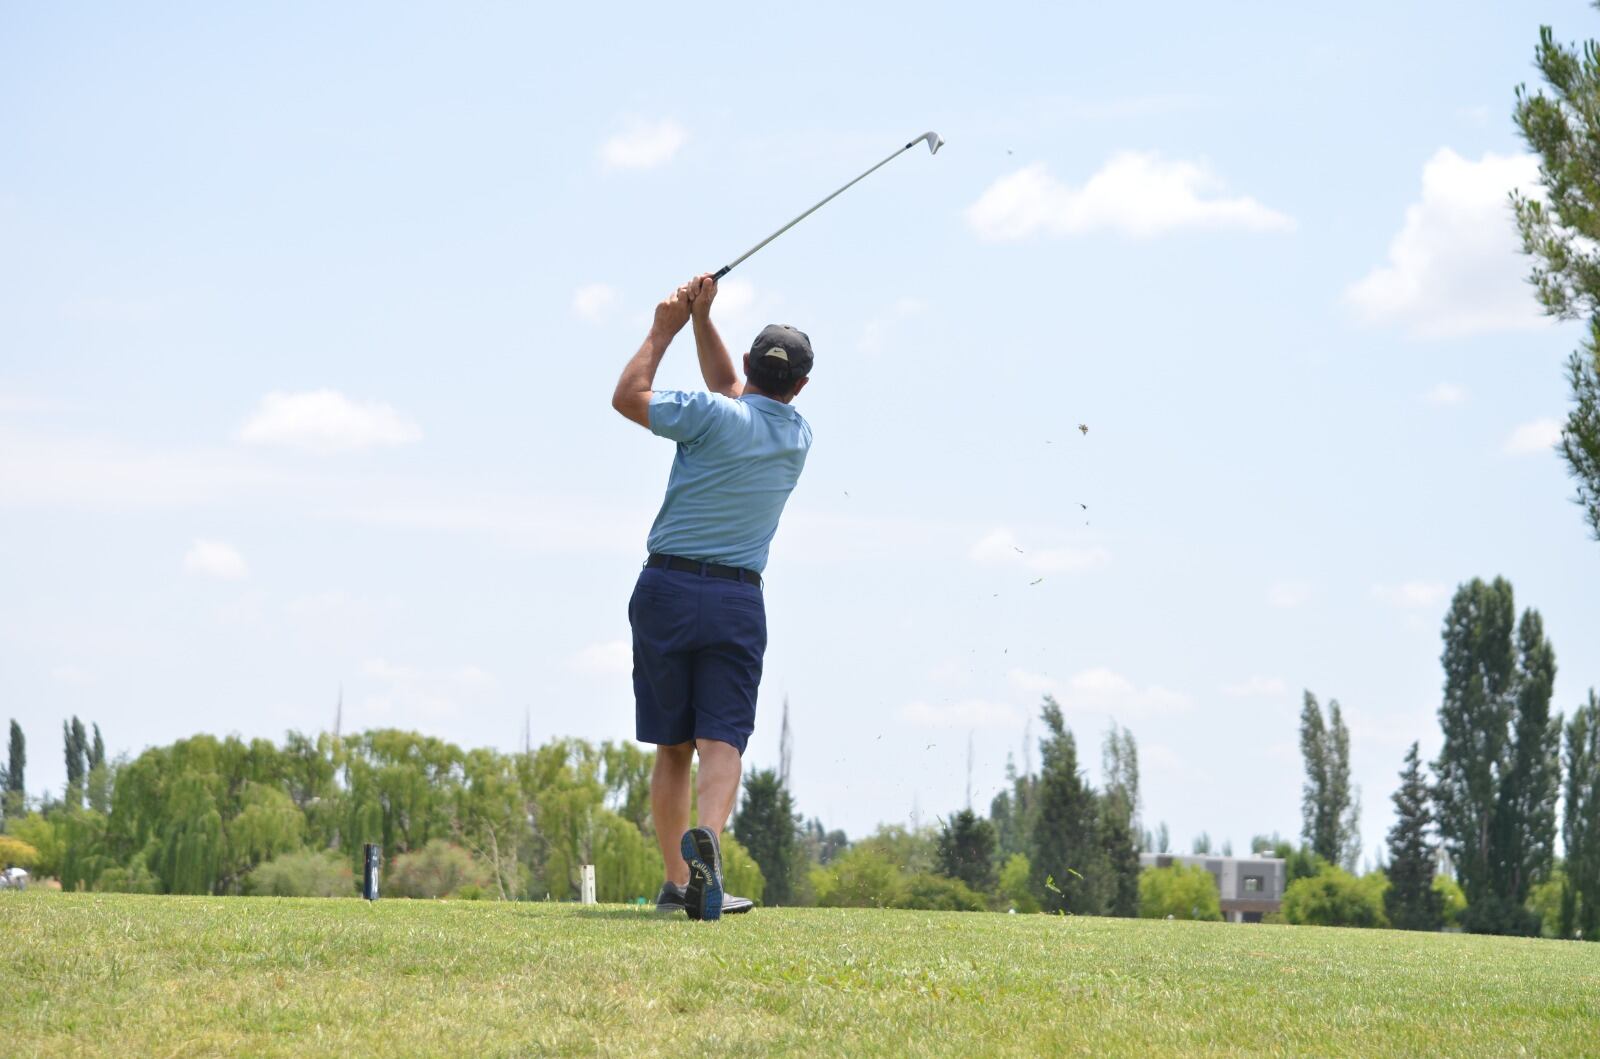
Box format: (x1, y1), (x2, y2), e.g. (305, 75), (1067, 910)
(749, 324), (814, 381)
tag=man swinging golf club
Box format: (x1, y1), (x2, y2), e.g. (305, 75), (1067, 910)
(611, 273), (813, 920)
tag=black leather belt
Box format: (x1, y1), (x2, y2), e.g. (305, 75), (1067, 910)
(645, 553), (762, 588)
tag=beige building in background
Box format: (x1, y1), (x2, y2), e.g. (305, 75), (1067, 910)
(1140, 853), (1287, 923)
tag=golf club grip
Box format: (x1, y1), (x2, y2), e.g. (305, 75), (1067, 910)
(713, 265), (731, 281)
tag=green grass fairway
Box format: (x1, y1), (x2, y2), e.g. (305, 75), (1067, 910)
(3, 893), (1597, 1057)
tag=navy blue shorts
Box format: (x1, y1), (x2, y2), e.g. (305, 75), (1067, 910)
(629, 565), (766, 754)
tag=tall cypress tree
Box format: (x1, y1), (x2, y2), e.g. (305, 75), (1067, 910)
(1563, 691), (1600, 940)
(4, 721), (23, 821)
(732, 769), (799, 905)
(1434, 577), (1560, 935)
(1385, 742), (1443, 931)
(64, 718), (86, 807)
(1028, 697), (1105, 914)
(90, 724), (105, 770)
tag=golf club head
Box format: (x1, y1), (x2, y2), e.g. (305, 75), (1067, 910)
(915, 131), (945, 155)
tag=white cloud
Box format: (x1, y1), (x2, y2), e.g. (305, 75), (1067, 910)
(857, 298), (927, 356)
(1505, 418), (1563, 455)
(600, 118), (686, 171)
(970, 528), (1109, 575)
(572, 283), (617, 321)
(572, 640), (632, 676)
(900, 699), (1021, 729)
(1007, 667), (1191, 720)
(1423, 382), (1467, 406)
(238, 390), (421, 452)
(1346, 149), (1546, 339)
(1221, 675), (1288, 698)
(1371, 582), (1450, 609)
(966, 153), (1295, 241)
(184, 539), (248, 580)
(1266, 580), (1312, 609)
(359, 657), (496, 721)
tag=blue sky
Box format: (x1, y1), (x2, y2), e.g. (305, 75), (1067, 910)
(3, 1), (1597, 862)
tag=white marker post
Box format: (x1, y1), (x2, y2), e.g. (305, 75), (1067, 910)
(580, 864), (596, 905)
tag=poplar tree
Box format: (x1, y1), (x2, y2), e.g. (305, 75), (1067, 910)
(1563, 691), (1600, 940)
(3, 721), (23, 821)
(1434, 578), (1560, 935)
(1384, 743), (1444, 931)
(1099, 725), (1141, 917)
(1299, 692), (1359, 868)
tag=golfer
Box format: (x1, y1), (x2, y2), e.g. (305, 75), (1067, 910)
(611, 273), (813, 920)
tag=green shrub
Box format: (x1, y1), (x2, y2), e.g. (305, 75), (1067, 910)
(0, 834), (39, 869)
(999, 853), (1040, 913)
(720, 833), (766, 904)
(1282, 866), (1385, 928)
(387, 840), (490, 899)
(1138, 864), (1222, 921)
(244, 849), (354, 897)
(1433, 875), (1467, 928)
(895, 872), (986, 911)
(812, 846), (904, 908)
(97, 853), (162, 894)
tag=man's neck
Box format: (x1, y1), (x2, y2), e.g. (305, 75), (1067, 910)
(741, 383), (792, 405)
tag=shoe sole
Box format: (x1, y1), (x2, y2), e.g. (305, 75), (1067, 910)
(681, 829), (723, 922)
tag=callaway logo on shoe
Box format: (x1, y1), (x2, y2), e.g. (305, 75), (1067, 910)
(681, 827), (725, 921)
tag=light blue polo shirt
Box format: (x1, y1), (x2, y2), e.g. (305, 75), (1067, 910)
(646, 390), (813, 574)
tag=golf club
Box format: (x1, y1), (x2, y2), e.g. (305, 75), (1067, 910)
(712, 131), (944, 280)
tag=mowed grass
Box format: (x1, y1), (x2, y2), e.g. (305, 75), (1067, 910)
(2, 893), (1598, 1057)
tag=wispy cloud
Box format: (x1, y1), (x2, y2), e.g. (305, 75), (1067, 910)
(1422, 382), (1467, 406)
(1267, 580), (1312, 609)
(1371, 582), (1450, 609)
(1346, 149), (1545, 339)
(600, 118), (686, 171)
(572, 283), (617, 322)
(1008, 667), (1191, 719)
(966, 153), (1294, 241)
(184, 539), (248, 580)
(901, 698), (1021, 729)
(571, 639), (631, 676)
(1505, 418), (1563, 455)
(856, 297), (927, 356)
(238, 390), (421, 452)
(970, 528), (1109, 574)
(1221, 675), (1288, 698)
(359, 657), (496, 721)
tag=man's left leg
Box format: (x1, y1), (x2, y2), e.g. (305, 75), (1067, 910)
(652, 741), (695, 889)
(694, 738), (742, 837)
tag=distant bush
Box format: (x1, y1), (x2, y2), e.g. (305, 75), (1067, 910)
(1433, 875), (1467, 928)
(388, 840), (490, 899)
(811, 847), (903, 908)
(1138, 864), (1222, 921)
(999, 853), (1040, 913)
(97, 853), (162, 894)
(720, 833), (766, 905)
(0, 834), (40, 869)
(1282, 867), (1384, 928)
(895, 873), (985, 911)
(245, 850), (354, 898)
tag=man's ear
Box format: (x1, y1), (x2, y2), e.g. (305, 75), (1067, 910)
(792, 376), (810, 398)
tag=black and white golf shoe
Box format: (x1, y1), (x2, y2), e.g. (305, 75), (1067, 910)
(656, 879), (752, 917)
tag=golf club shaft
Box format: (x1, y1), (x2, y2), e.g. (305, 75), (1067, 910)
(712, 140), (920, 281)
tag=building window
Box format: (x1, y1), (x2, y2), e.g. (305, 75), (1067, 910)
(1244, 875), (1264, 893)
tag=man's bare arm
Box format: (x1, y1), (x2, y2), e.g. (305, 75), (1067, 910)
(612, 285), (692, 428)
(687, 273), (743, 399)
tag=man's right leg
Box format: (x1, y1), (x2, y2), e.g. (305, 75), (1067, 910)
(651, 741), (695, 888)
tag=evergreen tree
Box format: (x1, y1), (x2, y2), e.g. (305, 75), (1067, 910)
(3, 720), (23, 822)
(90, 724), (105, 770)
(1562, 691), (1600, 940)
(937, 808), (997, 895)
(732, 768), (799, 905)
(1299, 692), (1360, 868)
(1434, 577), (1560, 935)
(989, 751), (1038, 861)
(63, 718), (87, 808)
(1512, 17), (1600, 541)
(1385, 742), (1444, 931)
(1027, 697), (1105, 914)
